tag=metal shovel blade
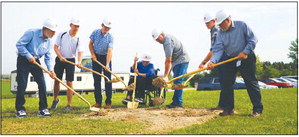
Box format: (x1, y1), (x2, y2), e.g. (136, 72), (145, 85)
(171, 84), (188, 90)
(127, 101), (139, 108)
(90, 107), (100, 112)
(153, 97), (165, 106)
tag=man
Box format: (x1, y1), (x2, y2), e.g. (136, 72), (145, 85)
(89, 18), (114, 109)
(207, 9), (263, 117)
(199, 12), (224, 111)
(50, 17), (84, 111)
(15, 18), (57, 118)
(152, 28), (190, 108)
(123, 53), (155, 103)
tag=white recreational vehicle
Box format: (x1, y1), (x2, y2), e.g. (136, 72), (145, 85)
(10, 70), (130, 95)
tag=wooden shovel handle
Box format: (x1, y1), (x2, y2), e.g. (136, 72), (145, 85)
(168, 57), (239, 83)
(93, 59), (127, 87)
(64, 60), (110, 81)
(34, 62), (91, 108)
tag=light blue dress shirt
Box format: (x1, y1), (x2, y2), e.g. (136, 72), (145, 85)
(89, 29), (113, 55)
(210, 20), (258, 63)
(16, 29), (54, 71)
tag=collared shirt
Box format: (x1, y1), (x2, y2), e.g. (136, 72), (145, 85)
(130, 61), (155, 78)
(55, 31), (83, 58)
(89, 29), (113, 55)
(16, 29), (54, 71)
(210, 20), (258, 63)
(163, 34), (190, 68)
(210, 26), (219, 51)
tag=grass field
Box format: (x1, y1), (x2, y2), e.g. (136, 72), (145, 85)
(1, 79), (298, 135)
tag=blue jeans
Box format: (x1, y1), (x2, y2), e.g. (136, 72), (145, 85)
(15, 55), (48, 111)
(92, 55), (112, 105)
(171, 62), (189, 106)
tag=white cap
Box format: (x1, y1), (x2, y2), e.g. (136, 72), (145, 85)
(215, 9), (231, 25)
(102, 18), (112, 28)
(152, 28), (163, 40)
(70, 17), (80, 26)
(43, 18), (57, 31)
(141, 53), (151, 62)
(203, 12), (214, 23)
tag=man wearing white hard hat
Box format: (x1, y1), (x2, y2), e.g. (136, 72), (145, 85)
(50, 17), (84, 111)
(15, 18), (57, 118)
(122, 53), (155, 103)
(207, 9), (263, 117)
(89, 17), (114, 109)
(152, 28), (190, 108)
(199, 12), (225, 111)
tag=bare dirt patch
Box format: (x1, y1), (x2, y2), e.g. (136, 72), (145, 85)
(79, 107), (219, 134)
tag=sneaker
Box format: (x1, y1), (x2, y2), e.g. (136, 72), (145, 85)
(65, 105), (71, 111)
(134, 98), (144, 103)
(16, 110), (27, 118)
(249, 112), (262, 117)
(50, 99), (60, 110)
(38, 109), (51, 117)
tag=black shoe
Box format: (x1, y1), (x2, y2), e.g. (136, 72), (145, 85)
(65, 105), (71, 111)
(38, 109), (51, 117)
(50, 99), (60, 110)
(166, 104), (183, 108)
(219, 110), (234, 116)
(249, 112), (262, 117)
(16, 110), (27, 118)
(209, 106), (224, 111)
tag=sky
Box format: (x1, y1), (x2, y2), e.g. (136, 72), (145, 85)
(1, 2), (297, 75)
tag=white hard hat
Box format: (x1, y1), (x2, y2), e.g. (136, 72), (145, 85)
(102, 18), (112, 28)
(70, 17), (80, 26)
(152, 28), (163, 40)
(43, 18), (57, 31)
(141, 53), (151, 62)
(203, 12), (214, 23)
(215, 9), (231, 25)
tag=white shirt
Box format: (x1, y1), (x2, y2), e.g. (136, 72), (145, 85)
(55, 31), (83, 58)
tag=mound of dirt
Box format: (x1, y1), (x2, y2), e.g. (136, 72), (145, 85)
(80, 107), (219, 134)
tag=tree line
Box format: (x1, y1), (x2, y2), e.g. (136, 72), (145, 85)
(189, 39), (298, 87)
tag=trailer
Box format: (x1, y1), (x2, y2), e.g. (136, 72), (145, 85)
(10, 71), (130, 95)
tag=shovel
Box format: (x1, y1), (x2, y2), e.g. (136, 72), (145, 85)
(34, 62), (100, 112)
(153, 57), (239, 88)
(127, 53), (139, 108)
(93, 60), (127, 87)
(64, 60), (111, 82)
(152, 88), (165, 106)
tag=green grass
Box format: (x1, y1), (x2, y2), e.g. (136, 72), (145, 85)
(1, 79), (298, 134)
(1, 80), (15, 98)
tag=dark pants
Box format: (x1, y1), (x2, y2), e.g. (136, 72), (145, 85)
(217, 54), (225, 108)
(92, 55), (112, 105)
(221, 52), (263, 113)
(127, 76), (153, 99)
(15, 56), (48, 111)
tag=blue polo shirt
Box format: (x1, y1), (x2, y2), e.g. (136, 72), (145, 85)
(89, 29), (113, 55)
(16, 28), (54, 71)
(210, 20), (258, 63)
(130, 61), (155, 78)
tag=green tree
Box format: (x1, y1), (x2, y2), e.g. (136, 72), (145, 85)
(288, 38), (298, 65)
(256, 56), (264, 79)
